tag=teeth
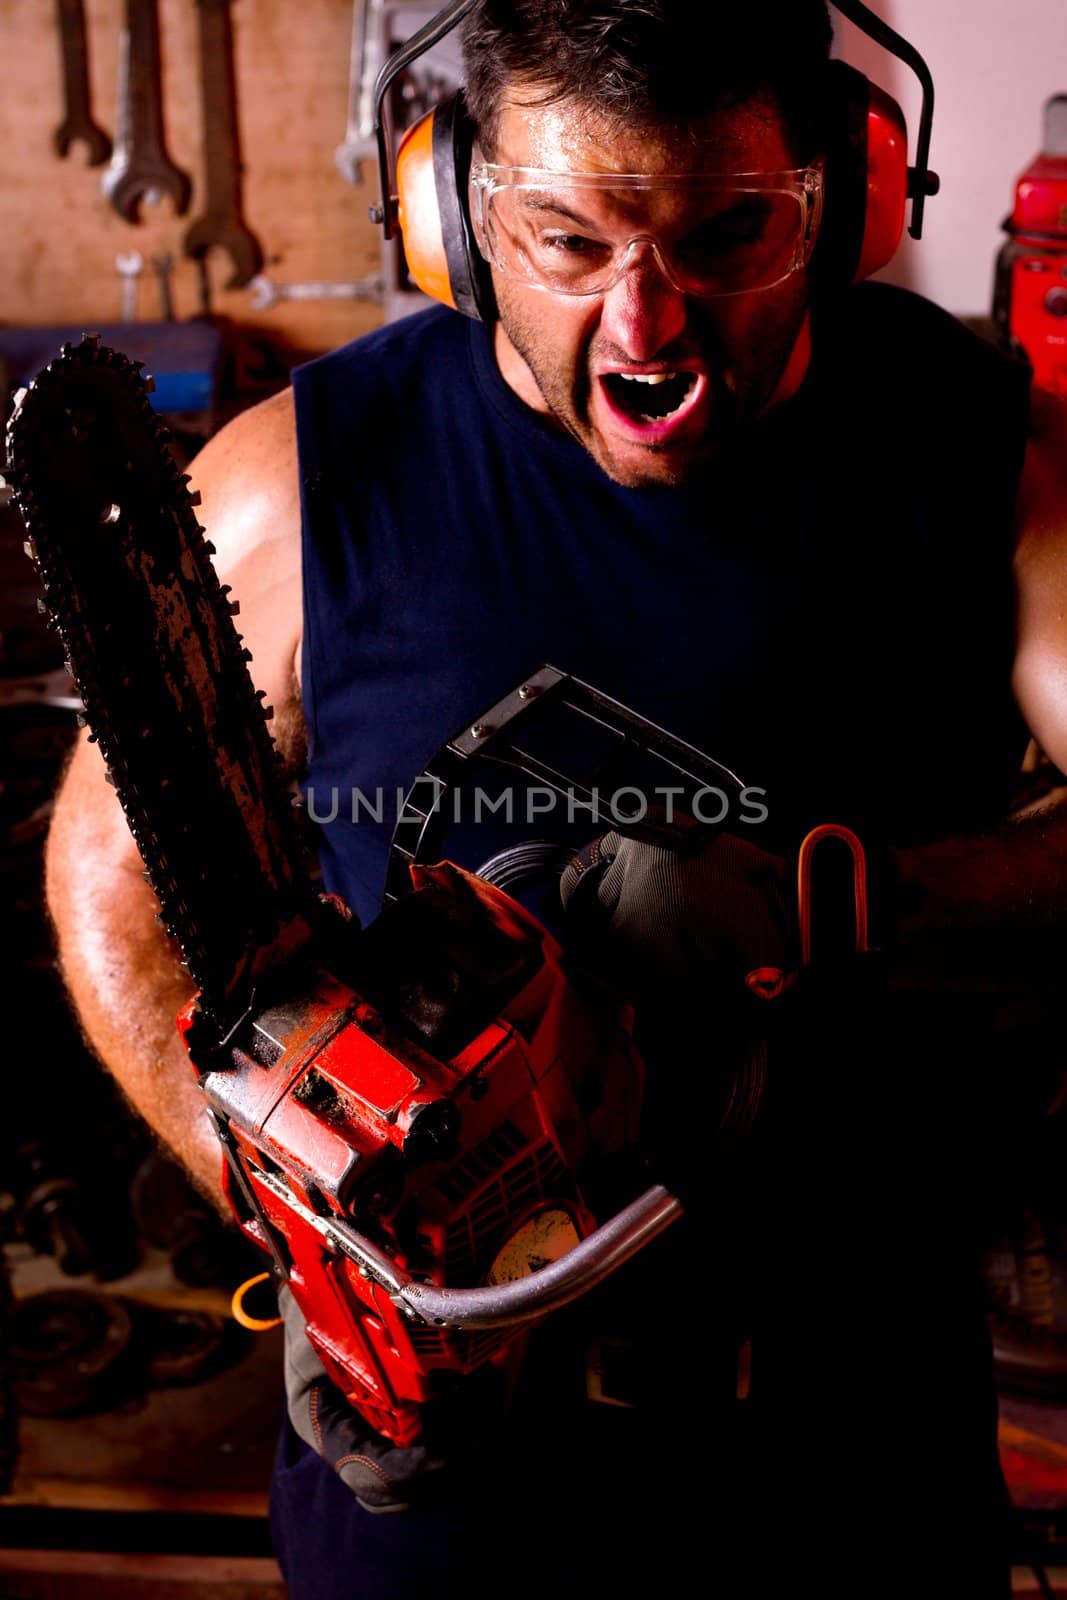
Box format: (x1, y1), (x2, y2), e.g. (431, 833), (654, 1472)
(617, 372), (672, 385)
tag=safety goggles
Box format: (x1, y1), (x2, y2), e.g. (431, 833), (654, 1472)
(469, 163), (825, 298)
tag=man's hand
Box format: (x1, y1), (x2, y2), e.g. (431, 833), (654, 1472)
(280, 1288), (444, 1514)
(560, 829), (796, 994)
(560, 830), (799, 1149)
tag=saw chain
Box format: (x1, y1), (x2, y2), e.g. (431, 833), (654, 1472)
(4, 333), (314, 1037)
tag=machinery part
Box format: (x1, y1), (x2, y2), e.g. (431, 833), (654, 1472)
(5, 334), (315, 1034)
(10, 1289), (135, 1417)
(247, 273), (384, 311)
(8, 1131), (140, 1285)
(53, 0), (112, 165)
(21, 1178), (94, 1278)
(151, 252), (175, 321)
(101, 0), (192, 223)
(137, 1304), (244, 1386)
(129, 1148), (258, 1286)
(182, 0), (264, 290)
(115, 250), (143, 322)
(335, 0), (381, 187)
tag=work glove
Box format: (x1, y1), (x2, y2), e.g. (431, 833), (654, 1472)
(560, 828), (797, 997)
(280, 1285), (444, 1514)
(560, 829), (799, 1155)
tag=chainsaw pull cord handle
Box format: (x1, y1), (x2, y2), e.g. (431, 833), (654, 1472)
(797, 823), (870, 964)
(745, 823), (870, 999)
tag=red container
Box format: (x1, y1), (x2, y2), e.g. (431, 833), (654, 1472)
(994, 96), (1067, 394)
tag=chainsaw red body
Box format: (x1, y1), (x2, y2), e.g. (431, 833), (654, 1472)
(179, 861), (646, 1446)
(994, 96), (1067, 394)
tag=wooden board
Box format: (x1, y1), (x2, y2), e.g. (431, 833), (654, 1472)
(0, 0), (388, 359)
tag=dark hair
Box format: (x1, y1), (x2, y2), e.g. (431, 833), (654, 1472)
(461, 0), (835, 161)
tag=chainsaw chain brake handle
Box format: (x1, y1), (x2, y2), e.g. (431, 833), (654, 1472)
(385, 662), (749, 903)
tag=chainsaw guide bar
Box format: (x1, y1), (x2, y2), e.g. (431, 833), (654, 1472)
(5, 333), (313, 1035)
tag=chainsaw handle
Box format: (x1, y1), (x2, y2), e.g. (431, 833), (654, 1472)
(390, 1185), (682, 1330)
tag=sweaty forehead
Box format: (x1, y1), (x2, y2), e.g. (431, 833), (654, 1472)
(490, 89), (797, 176)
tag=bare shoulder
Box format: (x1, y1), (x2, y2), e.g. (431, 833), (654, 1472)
(1012, 385), (1067, 770)
(186, 388), (306, 772)
(1014, 384), (1067, 569)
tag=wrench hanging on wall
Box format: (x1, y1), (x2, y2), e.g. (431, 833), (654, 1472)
(101, 0), (192, 222)
(182, 0), (264, 291)
(53, 0), (112, 165)
(248, 273), (384, 310)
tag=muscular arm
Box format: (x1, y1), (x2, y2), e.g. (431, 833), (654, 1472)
(892, 385), (1067, 957)
(44, 388), (305, 1210)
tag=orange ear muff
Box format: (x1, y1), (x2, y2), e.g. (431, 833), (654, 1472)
(396, 91), (496, 322)
(812, 60), (910, 291)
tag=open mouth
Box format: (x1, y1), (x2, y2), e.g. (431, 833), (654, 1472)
(600, 370), (698, 424)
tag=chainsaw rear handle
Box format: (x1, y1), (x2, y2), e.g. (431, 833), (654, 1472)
(391, 1184), (682, 1330)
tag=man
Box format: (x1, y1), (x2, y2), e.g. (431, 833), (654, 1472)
(43, 1), (1067, 1594)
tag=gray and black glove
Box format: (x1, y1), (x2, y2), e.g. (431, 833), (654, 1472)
(560, 828), (797, 994)
(280, 1285), (444, 1514)
(560, 829), (798, 1148)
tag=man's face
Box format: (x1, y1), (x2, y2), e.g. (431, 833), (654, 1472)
(483, 92), (815, 489)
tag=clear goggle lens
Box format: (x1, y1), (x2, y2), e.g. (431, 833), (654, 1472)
(470, 166), (824, 298)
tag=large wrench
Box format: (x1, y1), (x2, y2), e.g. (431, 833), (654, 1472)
(101, 0), (192, 221)
(53, 0), (112, 165)
(182, 0), (264, 291)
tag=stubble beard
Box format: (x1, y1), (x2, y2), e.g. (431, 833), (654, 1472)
(493, 277), (812, 491)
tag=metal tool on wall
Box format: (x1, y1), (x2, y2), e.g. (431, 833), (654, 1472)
(335, 1), (455, 189)
(247, 273), (383, 310)
(182, 0), (264, 290)
(151, 252), (176, 321)
(53, 0), (112, 165)
(335, 0), (382, 187)
(115, 250), (144, 322)
(101, 0), (192, 222)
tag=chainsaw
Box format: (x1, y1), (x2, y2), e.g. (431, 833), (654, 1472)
(5, 335), (749, 1446)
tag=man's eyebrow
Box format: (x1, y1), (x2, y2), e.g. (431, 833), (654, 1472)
(513, 188), (768, 229)
(515, 192), (599, 228)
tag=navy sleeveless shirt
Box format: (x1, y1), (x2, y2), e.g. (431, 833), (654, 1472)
(294, 282), (1031, 924)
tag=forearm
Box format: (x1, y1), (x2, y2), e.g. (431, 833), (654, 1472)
(45, 738), (226, 1211)
(892, 795), (1067, 984)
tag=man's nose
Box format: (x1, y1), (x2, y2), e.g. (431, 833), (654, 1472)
(597, 241), (688, 361)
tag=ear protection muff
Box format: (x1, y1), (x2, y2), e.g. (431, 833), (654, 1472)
(809, 59), (910, 291)
(395, 89), (496, 321)
(375, 0), (938, 323)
